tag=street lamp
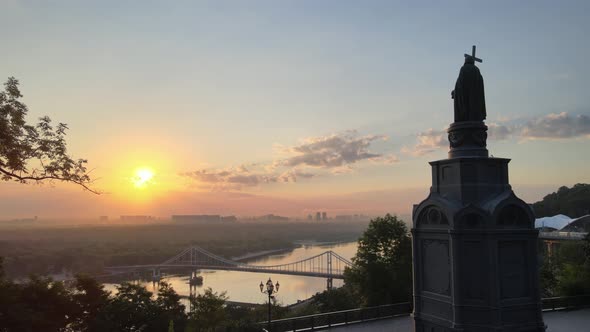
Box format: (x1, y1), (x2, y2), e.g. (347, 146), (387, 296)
(260, 277), (280, 329)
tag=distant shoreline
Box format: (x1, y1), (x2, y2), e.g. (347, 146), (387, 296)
(231, 248), (293, 262)
(231, 239), (357, 263)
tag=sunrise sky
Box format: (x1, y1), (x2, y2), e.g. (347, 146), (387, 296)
(1, 1), (589, 219)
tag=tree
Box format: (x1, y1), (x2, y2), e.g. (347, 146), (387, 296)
(0, 276), (78, 332)
(188, 288), (228, 331)
(310, 286), (359, 312)
(584, 233), (590, 262)
(96, 282), (161, 332)
(156, 281), (186, 332)
(344, 214), (413, 306)
(532, 183), (590, 218)
(0, 77), (96, 193)
(70, 274), (111, 332)
(539, 256), (558, 297)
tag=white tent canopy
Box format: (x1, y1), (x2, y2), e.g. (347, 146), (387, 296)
(534, 214), (572, 230)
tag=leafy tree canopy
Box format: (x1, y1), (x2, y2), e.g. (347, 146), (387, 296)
(532, 183), (590, 218)
(188, 287), (228, 331)
(0, 77), (96, 193)
(344, 214), (413, 306)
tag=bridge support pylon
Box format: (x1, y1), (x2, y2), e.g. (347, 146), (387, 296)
(327, 278), (333, 290)
(151, 268), (161, 283)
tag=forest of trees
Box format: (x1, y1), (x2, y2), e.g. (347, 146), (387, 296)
(532, 183), (590, 218)
(0, 265), (272, 332)
(0, 222), (367, 279)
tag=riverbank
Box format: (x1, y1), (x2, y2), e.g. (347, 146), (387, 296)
(231, 248), (293, 262)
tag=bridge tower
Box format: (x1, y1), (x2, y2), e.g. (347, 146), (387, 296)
(326, 251), (334, 290)
(151, 267), (161, 282)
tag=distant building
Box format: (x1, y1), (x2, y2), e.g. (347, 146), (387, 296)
(221, 215), (237, 223)
(307, 214), (313, 221)
(120, 215), (154, 222)
(335, 215), (353, 222)
(2, 216), (38, 224)
(99, 216), (108, 221)
(322, 212), (327, 220)
(172, 215), (221, 223)
(258, 214), (289, 222)
(334, 214), (371, 222)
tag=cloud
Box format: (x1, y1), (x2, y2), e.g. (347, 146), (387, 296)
(278, 169), (316, 182)
(520, 112), (590, 139)
(181, 166), (280, 191)
(404, 112), (590, 156)
(278, 131), (389, 168)
(487, 123), (514, 140)
(402, 129), (447, 156)
(182, 130), (395, 191)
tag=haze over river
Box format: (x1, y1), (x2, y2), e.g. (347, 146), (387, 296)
(104, 241), (358, 305)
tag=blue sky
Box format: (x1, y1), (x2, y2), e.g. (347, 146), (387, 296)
(1, 1), (589, 218)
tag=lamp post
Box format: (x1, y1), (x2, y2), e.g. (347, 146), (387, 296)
(260, 277), (280, 330)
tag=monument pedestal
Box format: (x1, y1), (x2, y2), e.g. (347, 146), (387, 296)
(412, 121), (545, 332)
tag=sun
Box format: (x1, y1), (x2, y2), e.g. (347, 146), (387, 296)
(132, 167), (155, 188)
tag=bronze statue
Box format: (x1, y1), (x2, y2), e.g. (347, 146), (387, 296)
(452, 46), (486, 122)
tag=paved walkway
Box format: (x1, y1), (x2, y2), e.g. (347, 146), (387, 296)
(320, 308), (590, 331)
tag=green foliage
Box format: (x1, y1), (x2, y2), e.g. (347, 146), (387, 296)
(1, 241), (296, 331)
(188, 287), (228, 331)
(70, 274), (111, 332)
(0, 257), (4, 280)
(539, 257), (558, 297)
(0, 77), (96, 193)
(310, 286), (359, 312)
(0, 275), (77, 332)
(344, 214), (412, 306)
(546, 239), (590, 298)
(584, 233), (590, 262)
(532, 183), (590, 218)
(557, 263), (590, 296)
(157, 281), (186, 332)
(97, 282), (161, 331)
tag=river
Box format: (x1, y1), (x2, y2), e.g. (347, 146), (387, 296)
(103, 241), (358, 305)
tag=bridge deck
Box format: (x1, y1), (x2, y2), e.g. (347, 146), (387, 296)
(105, 245), (351, 279)
(105, 264), (345, 279)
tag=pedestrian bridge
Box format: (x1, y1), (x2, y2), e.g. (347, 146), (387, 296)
(106, 245), (352, 279)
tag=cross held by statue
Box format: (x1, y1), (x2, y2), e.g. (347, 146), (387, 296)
(464, 45), (482, 63)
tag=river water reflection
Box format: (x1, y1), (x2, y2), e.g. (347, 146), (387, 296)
(104, 241), (357, 305)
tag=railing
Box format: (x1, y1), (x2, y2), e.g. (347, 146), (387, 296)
(542, 294), (590, 311)
(262, 302), (412, 332)
(539, 231), (588, 240)
(261, 295), (590, 331)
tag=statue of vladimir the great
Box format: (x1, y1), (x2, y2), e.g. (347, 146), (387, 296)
(452, 46), (486, 122)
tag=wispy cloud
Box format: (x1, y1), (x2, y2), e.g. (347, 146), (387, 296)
(401, 129), (447, 157)
(487, 122), (514, 140)
(520, 112), (590, 139)
(181, 130), (396, 191)
(277, 131), (390, 168)
(403, 112), (590, 156)
(180, 166), (280, 191)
